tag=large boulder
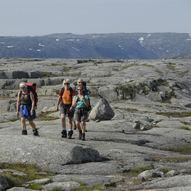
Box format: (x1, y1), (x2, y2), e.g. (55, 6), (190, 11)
(0, 174), (9, 191)
(0, 135), (101, 172)
(98, 85), (118, 101)
(89, 98), (115, 121)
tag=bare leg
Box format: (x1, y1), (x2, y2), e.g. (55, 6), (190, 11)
(81, 121), (86, 134)
(28, 120), (36, 130)
(61, 114), (66, 129)
(68, 117), (73, 130)
(21, 117), (26, 130)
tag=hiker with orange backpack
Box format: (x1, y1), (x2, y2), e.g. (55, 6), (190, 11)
(16, 82), (39, 136)
(56, 79), (75, 139)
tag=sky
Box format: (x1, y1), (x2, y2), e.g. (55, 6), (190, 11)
(0, 0), (190, 36)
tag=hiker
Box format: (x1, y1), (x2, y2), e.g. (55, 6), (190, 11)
(74, 78), (88, 96)
(72, 86), (89, 141)
(56, 79), (75, 139)
(73, 78), (91, 131)
(16, 82), (39, 136)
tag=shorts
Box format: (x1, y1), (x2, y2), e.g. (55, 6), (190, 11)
(60, 104), (74, 118)
(74, 108), (88, 122)
(19, 105), (36, 121)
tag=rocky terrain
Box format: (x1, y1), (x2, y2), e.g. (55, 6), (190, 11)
(1, 58), (191, 190)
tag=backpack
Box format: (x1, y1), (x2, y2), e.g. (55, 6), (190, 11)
(25, 82), (38, 108)
(74, 81), (91, 111)
(60, 87), (73, 104)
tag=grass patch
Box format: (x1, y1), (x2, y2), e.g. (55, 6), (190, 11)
(122, 63), (139, 70)
(167, 63), (176, 71)
(70, 184), (104, 191)
(179, 126), (191, 130)
(182, 121), (191, 126)
(51, 187), (63, 191)
(41, 72), (57, 78)
(179, 71), (188, 77)
(156, 111), (191, 118)
(37, 111), (59, 121)
(62, 67), (72, 72)
(142, 64), (154, 68)
(165, 144), (191, 155)
(0, 163), (52, 189)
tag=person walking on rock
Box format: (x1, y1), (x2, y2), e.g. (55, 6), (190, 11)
(56, 79), (75, 139)
(16, 82), (39, 136)
(72, 86), (89, 141)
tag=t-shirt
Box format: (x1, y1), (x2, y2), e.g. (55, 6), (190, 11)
(73, 95), (88, 109)
(59, 88), (75, 104)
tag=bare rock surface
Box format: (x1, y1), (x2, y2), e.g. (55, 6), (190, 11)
(1, 58), (191, 190)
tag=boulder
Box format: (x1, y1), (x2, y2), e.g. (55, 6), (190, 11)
(41, 181), (80, 191)
(0, 135), (102, 172)
(98, 86), (118, 101)
(0, 174), (9, 191)
(11, 71), (29, 79)
(89, 98), (115, 121)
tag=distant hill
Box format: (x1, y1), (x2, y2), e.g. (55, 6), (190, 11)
(0, 33), (191, 59)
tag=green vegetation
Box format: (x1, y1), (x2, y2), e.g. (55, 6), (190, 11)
(153, 155), (191, 163)
(166, 144), (191, 155)
(70, 184), (104, 191)
(122, 63), (139, 70)
(62, 67), (72, 72)
(37, 111), (59, 121)
(182, 121), (191, 126)
(51, 187), (63, 191)
(41, 72), (57, 78)
(0, 163), (52, 189)
(142, 63), (154, 68)
(167, 63), (176, 71)
(156, 111), (191, 118)
(179, 71), (188, 77)
(179, 126), (191, 131)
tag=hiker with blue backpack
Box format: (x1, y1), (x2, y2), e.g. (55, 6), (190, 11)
(56, 79), (75, 139)
(72, 84), (89, 141)
(16, 82), (39, 136)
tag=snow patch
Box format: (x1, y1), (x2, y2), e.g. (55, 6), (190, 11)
(36, 49), (41, 52)
(0, 42), (5, 44)
(186, 39), (191, 41)
(29, 48), (33, 51)
(56, 38), (60, 42)
(147, 34), (151, 38)
(7, 46), (14, 48)
(72, 47), (80, 52)
(38, 43), (45, 47)
(118, 45), (124, 50)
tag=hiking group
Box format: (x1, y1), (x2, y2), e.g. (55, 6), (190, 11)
(16, 78), (90, 141)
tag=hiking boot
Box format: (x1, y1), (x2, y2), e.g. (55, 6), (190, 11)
(33, 129), (39, 136)
(82, 133), (85, 141)
(61, 130), (67, 138)
(22, 130), (27, 135)
(68, 130), (73, 139)
(79, 130), (82, 140)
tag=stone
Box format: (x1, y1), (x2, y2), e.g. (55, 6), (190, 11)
(41, 181), (80, 191)
(89, 98), (115, 121)
(0, 174), (9, 191)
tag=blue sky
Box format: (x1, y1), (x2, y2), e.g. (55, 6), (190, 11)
(0, 0), (190, 36)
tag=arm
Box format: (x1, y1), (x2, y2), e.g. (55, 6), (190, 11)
(82, 96), (89, 107)
(16, 92), (21, 117)
(30, 91), (35, 115)
(72, 96), (78, 108)
(56, 95), (62, 111)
